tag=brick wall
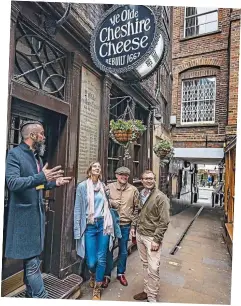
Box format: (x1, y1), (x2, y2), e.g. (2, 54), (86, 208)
(172, 8), (230, 58)
(171, 7), (231, 149)
(226, 11), (240, 136)
(70, 3), (105, 33)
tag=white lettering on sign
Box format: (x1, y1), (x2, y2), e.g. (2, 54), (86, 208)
(97, 7), (153, 67)
(99, 19), (151, 43)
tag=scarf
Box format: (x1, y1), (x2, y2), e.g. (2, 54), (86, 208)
(86, 178), (114, 235)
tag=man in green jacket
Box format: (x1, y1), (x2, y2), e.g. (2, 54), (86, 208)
(133, 170), (170, 302)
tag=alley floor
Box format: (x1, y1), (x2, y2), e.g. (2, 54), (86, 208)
(79, 203), (232, 304)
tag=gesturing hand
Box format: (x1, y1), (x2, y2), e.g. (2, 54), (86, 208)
(151, 241), (161, 251)
(42, 163), (64, 182)
(56, 177), (72, 186)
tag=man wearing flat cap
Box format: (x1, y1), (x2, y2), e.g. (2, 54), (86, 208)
(5, 121), (71, 298)
(102, 166), (139, 287)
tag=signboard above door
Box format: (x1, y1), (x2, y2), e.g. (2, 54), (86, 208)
(90, 5), (168, 83)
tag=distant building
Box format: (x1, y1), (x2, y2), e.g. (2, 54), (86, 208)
(171, 7), (240, 208)
(171, 7), (240, 255)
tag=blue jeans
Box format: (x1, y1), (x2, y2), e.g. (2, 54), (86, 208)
(85, 217), (110, 282)
(23, 256), (48, 298)
(105, 224), (131, 277)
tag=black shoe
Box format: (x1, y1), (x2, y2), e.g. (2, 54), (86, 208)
(25, 293), (31, 298)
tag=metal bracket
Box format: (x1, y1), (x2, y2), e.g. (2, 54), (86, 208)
(36, 3), (71, 37)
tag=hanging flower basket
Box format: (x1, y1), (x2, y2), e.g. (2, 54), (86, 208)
(112, 130), (133, 142)
(110, 119), (146, 159)
(153, 139), (172, 159)
(110, 119), (146, 144)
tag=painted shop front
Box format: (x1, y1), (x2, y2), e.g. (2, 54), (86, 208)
(2, 2), (169, 297)
(223, 136), (236, 257)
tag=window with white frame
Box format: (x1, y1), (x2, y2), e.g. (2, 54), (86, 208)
(181, 77), (216, 124)
(184, 7), (218, 38)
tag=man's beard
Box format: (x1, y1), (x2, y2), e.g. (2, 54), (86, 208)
(33, 141), (46, 156)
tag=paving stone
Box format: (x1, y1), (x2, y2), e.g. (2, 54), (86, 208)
(202, 257), (232, 269)
(157, 281), (181, 302)
(159, 269), (186, 287)
(79, 206), (232, 304)
(170, 287), (228, 304)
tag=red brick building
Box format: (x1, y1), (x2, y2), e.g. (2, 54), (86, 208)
(170, 7), (240, 205)
(170, 6), (240, 251)
(171, 7), (229, 157)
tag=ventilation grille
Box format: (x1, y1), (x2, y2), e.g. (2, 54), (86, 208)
(13, 274), (83, 299)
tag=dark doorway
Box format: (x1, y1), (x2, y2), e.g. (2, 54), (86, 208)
(2, 97), (66, 295)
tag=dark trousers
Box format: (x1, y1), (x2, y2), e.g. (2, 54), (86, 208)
(105, 224), (131, 277)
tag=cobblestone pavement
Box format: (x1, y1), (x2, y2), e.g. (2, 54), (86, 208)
(80, 205), (232, 304)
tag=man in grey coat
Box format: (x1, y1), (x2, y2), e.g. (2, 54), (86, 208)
(5, 121), (71, 298)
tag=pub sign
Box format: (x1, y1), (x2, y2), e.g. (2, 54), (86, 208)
(90, 5), (168, 83)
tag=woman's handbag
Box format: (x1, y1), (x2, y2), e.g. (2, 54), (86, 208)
(102, 182), (122, 239)
(110, 208), (122, 239)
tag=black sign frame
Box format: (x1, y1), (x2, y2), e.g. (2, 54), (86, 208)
(90, 5), (168, 81)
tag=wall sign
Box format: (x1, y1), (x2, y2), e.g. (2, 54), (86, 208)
(77, 67), (101, 182)
(90, 5), (168, 83)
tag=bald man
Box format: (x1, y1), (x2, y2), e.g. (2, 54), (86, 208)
(5, 121), (71, 298)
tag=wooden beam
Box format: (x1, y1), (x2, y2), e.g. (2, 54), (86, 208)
(11, 81), (70, 116)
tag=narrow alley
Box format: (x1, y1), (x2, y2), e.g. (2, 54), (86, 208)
(79, 197), (232, 304)
(1, 4), (238, 301)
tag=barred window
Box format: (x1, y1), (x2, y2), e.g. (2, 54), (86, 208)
(14, 20), (67, 100)
(184, 7), (218, 38)
(181, 77), (216, 124)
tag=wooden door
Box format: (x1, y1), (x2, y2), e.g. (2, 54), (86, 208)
(2, 98), (62, 295)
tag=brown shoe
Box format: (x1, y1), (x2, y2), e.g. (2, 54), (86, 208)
(102, 276), (110, 288)
(89, 272), (95, 288)
(133, 292), (148, 300)
(92, 282), (102, 300)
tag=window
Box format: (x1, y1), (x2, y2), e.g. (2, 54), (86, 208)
(133, 105), (148, 181)
(181, 77), (216, 124)
(184, 7), (218, 38)
(107, 98), (127, 181)
(107, 96), (148, 181)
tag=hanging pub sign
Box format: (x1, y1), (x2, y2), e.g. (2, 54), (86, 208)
(90, 5), (168, 83)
